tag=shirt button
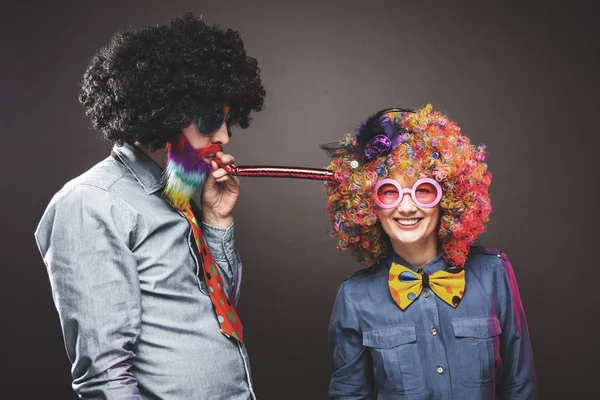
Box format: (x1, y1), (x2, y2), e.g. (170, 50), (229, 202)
(437, 366), (444, 374)
(423, 291), (430, 298)
(225, 241), (231, 248)
(431, 328), (438, 336)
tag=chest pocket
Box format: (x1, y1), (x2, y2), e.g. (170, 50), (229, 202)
(452, 317), (502, 386)
(363, 325), (424, 395)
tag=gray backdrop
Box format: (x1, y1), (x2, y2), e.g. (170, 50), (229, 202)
(2, 0), (599, 398)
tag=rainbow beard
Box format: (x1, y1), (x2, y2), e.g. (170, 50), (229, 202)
(163, 134), (218, 210)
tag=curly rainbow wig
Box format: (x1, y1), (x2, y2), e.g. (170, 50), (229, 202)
(324, 105), (492, 268)
(79, 13), (265, 150)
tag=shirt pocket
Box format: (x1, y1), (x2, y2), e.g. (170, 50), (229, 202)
(452, 317), (502, 386)
(362, 325), (424, 395)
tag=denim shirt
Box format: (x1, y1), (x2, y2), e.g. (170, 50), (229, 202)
(329, 248), (536, 400)
(34, 143), (255, 399)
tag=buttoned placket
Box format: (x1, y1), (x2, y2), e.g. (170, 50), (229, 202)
(418, 285), (454, 396)
(189, 201), (238, 303)
(181, 210), (255, 398)
(180, 209), (209, 295)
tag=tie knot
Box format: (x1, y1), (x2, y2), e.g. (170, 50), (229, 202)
(418, 269), (430, 288)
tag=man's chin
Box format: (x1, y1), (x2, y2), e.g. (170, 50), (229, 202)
(162, 159), (210, 209)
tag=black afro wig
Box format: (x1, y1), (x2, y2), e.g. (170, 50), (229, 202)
(79, 13), (266, 150)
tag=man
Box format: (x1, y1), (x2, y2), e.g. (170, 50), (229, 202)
(34, 13), (265, 399)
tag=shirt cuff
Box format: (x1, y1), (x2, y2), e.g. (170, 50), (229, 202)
(201, 221), (235, 262)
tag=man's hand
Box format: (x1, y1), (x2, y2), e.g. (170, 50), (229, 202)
(202, 151), (240, 228)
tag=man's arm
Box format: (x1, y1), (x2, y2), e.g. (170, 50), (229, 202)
(201, 221), (242, 306)
(329, 282), (375, 399)
(35, 184), (142, 399)
(200, 151), (243, 304)
(496, 255), (537, 399)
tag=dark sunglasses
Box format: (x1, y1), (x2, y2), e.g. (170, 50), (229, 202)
(196, 105), (232, 137)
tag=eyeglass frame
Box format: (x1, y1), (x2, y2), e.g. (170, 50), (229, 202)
(373, 178), (443, 209)
(196, 105), (232, 137)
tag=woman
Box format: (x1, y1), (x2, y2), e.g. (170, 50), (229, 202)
(324, 105), (536, 399)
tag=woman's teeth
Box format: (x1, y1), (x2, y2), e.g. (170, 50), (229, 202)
(397, 219), (419, 226)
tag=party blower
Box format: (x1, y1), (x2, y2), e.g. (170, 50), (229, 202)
(213, 155), (337, 181)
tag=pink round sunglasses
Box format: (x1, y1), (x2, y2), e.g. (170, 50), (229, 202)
(374, 178), (443, 209)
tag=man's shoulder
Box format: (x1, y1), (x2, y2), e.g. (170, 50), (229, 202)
(62, 156), (128, 193)
(44, 156), (137, 211)
(35, 156), (139, 247)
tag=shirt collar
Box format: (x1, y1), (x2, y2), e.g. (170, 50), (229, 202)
(386, 250), (448, 275)
(112, 142), (164, 194)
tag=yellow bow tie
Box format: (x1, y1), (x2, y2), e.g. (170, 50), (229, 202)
(388, 262), (465, 310)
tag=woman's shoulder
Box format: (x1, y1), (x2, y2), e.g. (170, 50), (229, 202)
(340, 261), (388, 289)
(466, 245), (514, 276)
(468, 245), (506, 261)
(335, 262), (389, 308)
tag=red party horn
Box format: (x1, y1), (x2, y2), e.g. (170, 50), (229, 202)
(213, 157), (336, 181)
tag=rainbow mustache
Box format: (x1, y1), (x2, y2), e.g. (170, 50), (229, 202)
(198, 143), (223, 157)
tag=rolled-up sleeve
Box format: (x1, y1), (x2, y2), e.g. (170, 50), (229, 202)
(201, 221), (242, 306)
(34, 184), (142, 399)
(329, 282), (374, 399)
(496, 255), (537, 399)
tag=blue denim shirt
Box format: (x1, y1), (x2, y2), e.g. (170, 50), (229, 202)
(35, 143), (255, 399)
(329, 248), (536, 400)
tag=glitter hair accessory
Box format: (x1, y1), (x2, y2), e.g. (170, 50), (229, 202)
(355, 108), (414, 161)
(319, 108), (415, 167)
